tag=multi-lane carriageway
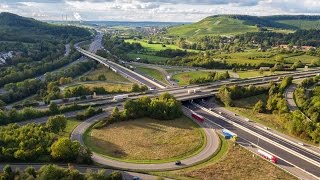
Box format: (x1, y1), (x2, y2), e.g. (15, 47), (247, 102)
(186, 99), (320, 179)
(78, 48), (320, 179)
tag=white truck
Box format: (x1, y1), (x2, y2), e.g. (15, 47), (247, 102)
(113, 94), (129, 101)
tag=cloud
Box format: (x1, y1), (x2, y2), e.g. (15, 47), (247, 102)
(73, 12), (82, 20)
(1, 0), (320, 22)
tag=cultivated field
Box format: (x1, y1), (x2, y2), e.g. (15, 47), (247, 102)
(172, 71), (222, 86)
(84, 117), (205, 163)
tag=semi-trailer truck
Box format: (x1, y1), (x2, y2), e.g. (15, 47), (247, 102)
(222, 129), (237, 139)
(257, 149), (278, 163)
(113, 94), (129, 101)
(191, 111), (204, 123)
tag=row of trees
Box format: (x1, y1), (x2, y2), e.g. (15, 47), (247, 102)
(294, 76), (320, 122)
(1, 164), (122, 180)
(189, 71), (230, 84)
(0, 103), (91, 125)
(63, 84), (148, 99)
(217, 84), (270, 106)
(95, 93), (182, 128)
(0, 115), (91, 163)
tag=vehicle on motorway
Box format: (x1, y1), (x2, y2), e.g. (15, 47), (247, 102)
(132, 176), (141, 180)
(264, 127), (271, 130)
(244, 118), (251, 122)
(191, 111), (204, 123)
(297, 142), (305, 146)
(149, 87), (156, 91)
(113, 94), (129, 101)
(175, 160), (182, 165)
(257, 149), (278, 163)
(218, 111), (223, 115)
(222, 129), (237, 139)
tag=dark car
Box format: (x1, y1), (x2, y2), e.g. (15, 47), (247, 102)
(175, 160), (182, 165)
(132, 176), (141, 180)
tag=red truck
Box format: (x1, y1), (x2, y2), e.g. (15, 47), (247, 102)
(258, 149), (278, 163)
(191, 112), (204, 123)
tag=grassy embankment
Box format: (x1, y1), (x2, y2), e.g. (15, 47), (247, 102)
(84, 116), (206, 163)
(154, 136), (295, 180)
(136, 66), (167, 84)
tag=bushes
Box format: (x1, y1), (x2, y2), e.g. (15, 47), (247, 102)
(0, 103), (91, 125)
(76, 107), (103, 121)
(51, 138), (92, 164)
(99, 93), (182, 128)
(0, 164), (122, 180)
(189, 71), (230, 84)
(0, 116), (92, 163)
(217, 84), (269, 106)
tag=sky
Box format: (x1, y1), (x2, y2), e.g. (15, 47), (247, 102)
(0, 0), (320, 22)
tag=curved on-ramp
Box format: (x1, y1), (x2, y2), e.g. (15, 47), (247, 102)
(71, 108), (220, 171)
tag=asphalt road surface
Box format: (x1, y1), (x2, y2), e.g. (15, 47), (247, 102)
(70, 107), (220, 171)
(186, 99), (320, 179)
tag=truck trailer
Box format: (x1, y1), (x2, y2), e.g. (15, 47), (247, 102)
(191, 111), (204, 123)
(257, 149), (278, 163)
(113, 94), (129, 101)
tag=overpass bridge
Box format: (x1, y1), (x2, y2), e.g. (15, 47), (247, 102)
(77, 47), (320, 178)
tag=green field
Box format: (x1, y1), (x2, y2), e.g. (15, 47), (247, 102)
(237, 70), (290, 79)
(284, 54), (318, 64)
(167, 16), (259, 37)
(125, 39), (182, 51)
(136, 66), (167, 84)
(84, 116), (206, 163)
(212, 49), (315, 65)
(127, 53), (168, 63)
(81, 65), (131, 83)
(172, 71), (216, 86)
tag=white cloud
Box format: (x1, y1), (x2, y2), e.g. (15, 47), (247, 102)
(1, 0), (320, 22)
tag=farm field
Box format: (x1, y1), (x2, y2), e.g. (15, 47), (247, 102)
(125, 39), (182, 51)
(84, 116), (205, 163)
(236, 70), (290, 79)
(213, 49), (315, 65)
(136, 66), (167, 84)
(284, 54), (318, 64)
(172, 71), (220, 86)
(128, 53), (169, 64)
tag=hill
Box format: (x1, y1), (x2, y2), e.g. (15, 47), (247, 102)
(166, 15), (320, 37)
(167, 15), (261, 37)
(263, 15), (320, 30)
(0, 12), (90, 43)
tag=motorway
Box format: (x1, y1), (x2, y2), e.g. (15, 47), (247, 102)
(77, 48), (166, 89)
(70, 107), (221, 171)
(185, 99), (320, 179)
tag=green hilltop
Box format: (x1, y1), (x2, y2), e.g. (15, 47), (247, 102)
(0, 12), (90, 43)
(167, 15), (320, 37)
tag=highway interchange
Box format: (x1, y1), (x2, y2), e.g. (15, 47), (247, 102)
(2, 33), (320, 180)
(76, 45), (320, 179)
